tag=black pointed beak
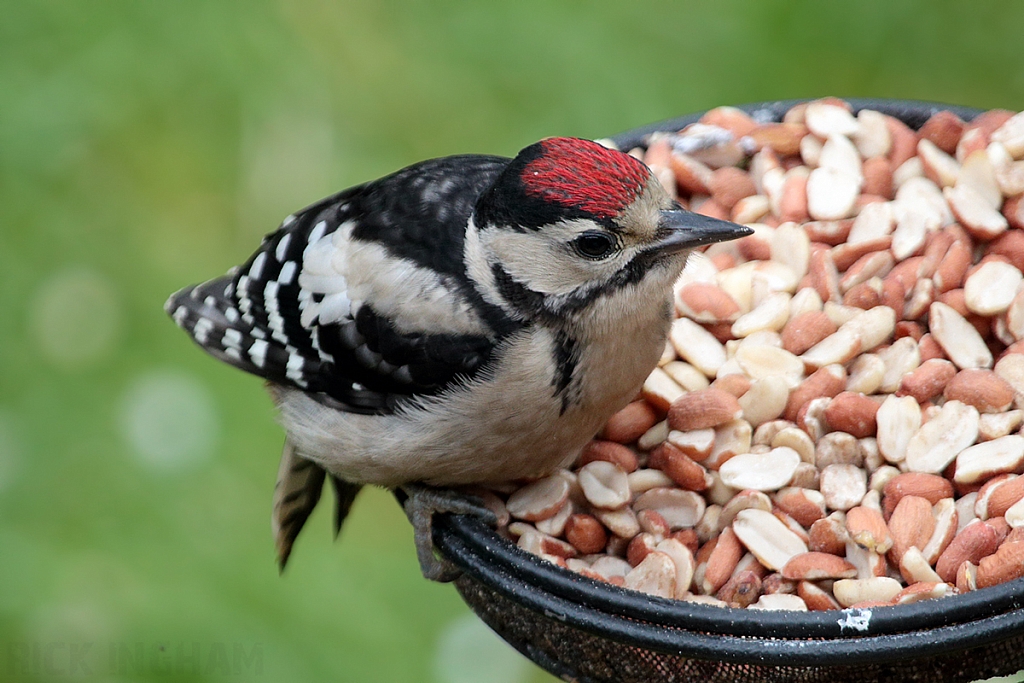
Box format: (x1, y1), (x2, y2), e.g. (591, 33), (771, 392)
(650, 209), (753, 255)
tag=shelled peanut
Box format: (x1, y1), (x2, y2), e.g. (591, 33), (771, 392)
(490, 99), (1024, 611)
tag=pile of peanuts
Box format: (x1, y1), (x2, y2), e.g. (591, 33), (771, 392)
(488, 98), (1024, 612)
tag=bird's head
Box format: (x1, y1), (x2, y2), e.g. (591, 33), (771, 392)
(466, 137), (752, 327)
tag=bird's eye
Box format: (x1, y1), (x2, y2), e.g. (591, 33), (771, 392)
(572, 232), (617, 259)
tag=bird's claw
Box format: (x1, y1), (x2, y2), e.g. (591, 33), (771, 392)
(398, 483), (498, 582)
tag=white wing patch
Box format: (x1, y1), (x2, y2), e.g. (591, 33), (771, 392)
(297, 220), (488, 336)
(316, 291), (352, 325)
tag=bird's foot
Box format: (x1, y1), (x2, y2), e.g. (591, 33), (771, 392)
(398, 483), (498, 583)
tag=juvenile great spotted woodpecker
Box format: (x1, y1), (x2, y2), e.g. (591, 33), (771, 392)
(166, 136), (750, 579)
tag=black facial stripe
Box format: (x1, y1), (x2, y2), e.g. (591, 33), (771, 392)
(491, 263), (552, 322)
(451, 277), (522, 339)
(561, 249), (664, 309)
(492, 249), (659, 322)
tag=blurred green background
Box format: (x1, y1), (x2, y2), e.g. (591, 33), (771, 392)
(4, 1), (1024, 681)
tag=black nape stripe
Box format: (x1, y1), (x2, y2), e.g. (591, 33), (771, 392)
(491, 263), (549, 321)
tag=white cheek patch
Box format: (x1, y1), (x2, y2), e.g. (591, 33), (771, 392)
(485, 223), (631, 297)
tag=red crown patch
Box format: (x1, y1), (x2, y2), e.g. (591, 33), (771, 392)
(521, 137), (650, 220)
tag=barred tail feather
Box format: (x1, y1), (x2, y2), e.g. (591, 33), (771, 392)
(271, 438), (363, 570)
(272, 438), (326, 571)
(330, 476), (364, 539)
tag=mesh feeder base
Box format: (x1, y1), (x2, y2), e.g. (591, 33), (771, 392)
(430, 98), (1024, 683)
(455, 575), (1024, 683)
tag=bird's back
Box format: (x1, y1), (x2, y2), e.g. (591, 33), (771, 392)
(166, 154), (518, 413)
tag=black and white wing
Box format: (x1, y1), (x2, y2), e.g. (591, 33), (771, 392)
(166, 154), (519, 414)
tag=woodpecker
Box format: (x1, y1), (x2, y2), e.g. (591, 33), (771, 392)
(166, 136), (750, 579)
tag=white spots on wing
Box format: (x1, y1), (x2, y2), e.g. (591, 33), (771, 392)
(297, 287), (312, 319)
(171, 305), (188, 326)
(29, 268), (121, 368)
(286, 352), (307, 387)
(278, 260), (297, 285)
(421, 179), (455, 219)
(223, 347), (242, 362)
(249, 252), (267, 280)
(275, 232), (293, 261)
(222, 328), (243, 349)
(300, 244), (349, 315)
(433, 613), (532, 683)
(282, 214), (297, 227)
(118, 370), (218, 472)
(264, 280), (289, 346)
(249, 339), (268, 367)
(224, 306), (240, 323)
(310, 327), (333, 363)
(237, 274), (253, 319)
(308, 220), (328, 246)
(192, 316), (214, 345)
